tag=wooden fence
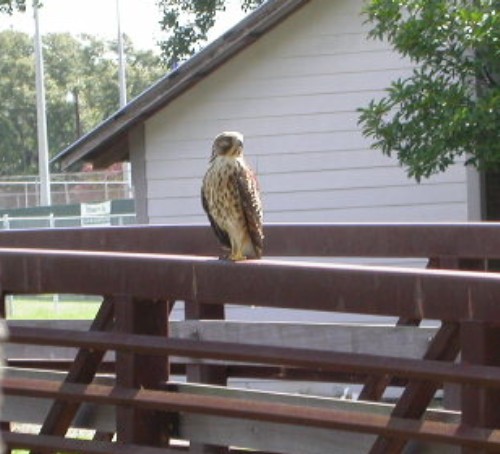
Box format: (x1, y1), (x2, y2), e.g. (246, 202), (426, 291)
(1, 223), (500, 453)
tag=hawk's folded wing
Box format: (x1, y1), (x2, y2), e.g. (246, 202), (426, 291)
(235, 165), (264, 258)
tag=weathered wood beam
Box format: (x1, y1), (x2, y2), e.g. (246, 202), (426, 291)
(184, 301), (228, 454)
(2, 377), (500, 450)
(7, 321), (437, 359)
(461, 322), (500, 454)
(1, 249), (500, 321)
(0, 223), (500, 258)
(3, 431), (179, 454)
(7, 326), (500, 389)
(114, 296), (170, 447)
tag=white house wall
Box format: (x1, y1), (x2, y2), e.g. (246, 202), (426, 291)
(144, 0), (474, 226)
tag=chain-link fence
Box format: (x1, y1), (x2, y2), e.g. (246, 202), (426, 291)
(0, 199), (136, 230)
(0, 169), (133, 209)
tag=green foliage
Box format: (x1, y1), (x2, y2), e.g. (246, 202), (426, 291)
(358, 0), (500, 180)
(157, 0), (264, 67)
(0, 30), (37, 174)
(0, 30), (166, 176)
(0, 0), (26, 14)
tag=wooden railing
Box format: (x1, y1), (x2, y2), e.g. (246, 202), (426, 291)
(1, 223), (500, 453)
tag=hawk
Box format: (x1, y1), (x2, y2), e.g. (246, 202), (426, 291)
(201, 131), (264, 261)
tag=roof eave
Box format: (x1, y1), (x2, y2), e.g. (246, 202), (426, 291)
(54, 0), (311, 170)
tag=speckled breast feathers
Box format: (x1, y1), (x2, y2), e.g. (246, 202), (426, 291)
(201, 132), (263, 261)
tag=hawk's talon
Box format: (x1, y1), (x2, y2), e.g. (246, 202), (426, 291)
(229, 252), (247, 261)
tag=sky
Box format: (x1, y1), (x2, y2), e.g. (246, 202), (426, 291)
(0, 0), (246, 52)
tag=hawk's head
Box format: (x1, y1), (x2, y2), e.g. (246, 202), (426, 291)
(211, 131), (244, 159)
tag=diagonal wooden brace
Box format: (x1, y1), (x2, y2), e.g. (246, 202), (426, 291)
(368, 322), (460, 454)
(31, 296), (115, 454)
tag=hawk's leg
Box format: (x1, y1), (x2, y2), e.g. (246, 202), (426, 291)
(228, 235), (247, 261)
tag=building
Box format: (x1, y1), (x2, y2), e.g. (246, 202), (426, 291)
(54, 0), (482, 226)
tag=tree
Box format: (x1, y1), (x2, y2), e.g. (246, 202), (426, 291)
(358, 0), (500, 181)
(157, 0), (264, 67)
(0, 31), (37, 174)
(0, 30), (166, 175)
(0, 0), (26, 15)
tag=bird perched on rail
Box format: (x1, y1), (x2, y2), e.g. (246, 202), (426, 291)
(201, 131), (264, 261)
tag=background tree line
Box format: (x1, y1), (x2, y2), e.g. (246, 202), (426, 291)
(0, 29), (165, 175)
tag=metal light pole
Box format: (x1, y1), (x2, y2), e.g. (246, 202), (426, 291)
(34, 1), (51, 206)
(116, 0), (127, 108)
(116, 0), (133, 198)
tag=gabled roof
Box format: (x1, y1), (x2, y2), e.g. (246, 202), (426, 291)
(53, 0), (311, 170)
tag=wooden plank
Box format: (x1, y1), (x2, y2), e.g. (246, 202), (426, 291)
(7, 321), (436, 360)
(7, 325), (500, 389)
(173, 383), (458, 421)
(2, 368), (115, 432)
(172, 321), (435, 358)
(5, 322), (437, 393)
(0, 368), (452, 427)
(2, 249), (500, 322)
(3, 431), (179, 454)
(3, 377), (494, 450)
(1, 223), (500, 259)
(180, 414), (457, 454)
(175, 384), (455, 452)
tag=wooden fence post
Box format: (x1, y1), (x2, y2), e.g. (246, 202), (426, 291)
(115, 296), (170, 447)
(185, 300), (228, 454)
(0, 280), (10, 454)
(461, 321), (500, 454)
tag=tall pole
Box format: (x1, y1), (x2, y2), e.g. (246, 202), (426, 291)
(116, 0), (127, 107)
(34, 1), (51, 206)
(116, 0), (133, 198)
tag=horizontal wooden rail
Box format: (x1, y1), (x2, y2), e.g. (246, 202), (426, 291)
(2, 223), (500, 452)
(1, 248), (500, 321)
(3, 377), (500, 450)
(7, 326), (500, 389)
(2, 431), (178, 454)
(0, 222), (499, 258)
(7, 320), (437, 358)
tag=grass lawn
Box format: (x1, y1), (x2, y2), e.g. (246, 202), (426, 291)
(7, 294), (102, 320)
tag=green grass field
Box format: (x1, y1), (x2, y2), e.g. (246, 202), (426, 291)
(8, 294), (102, 453)
(7, 294), (102, 320)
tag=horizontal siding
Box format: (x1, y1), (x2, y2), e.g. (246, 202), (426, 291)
(146, 70), (413, 144)
(150, 93), (368, 127)
(148, 132), (373, 162)
(149, 110), (366, 145)
(232, 49), (410, 80)
(148, 164), (465, 199)
(151, 201), (467, 223)
(148, 182), (466, 218)
(144, 0), (471, 226)
(147, 150), (394, 180)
